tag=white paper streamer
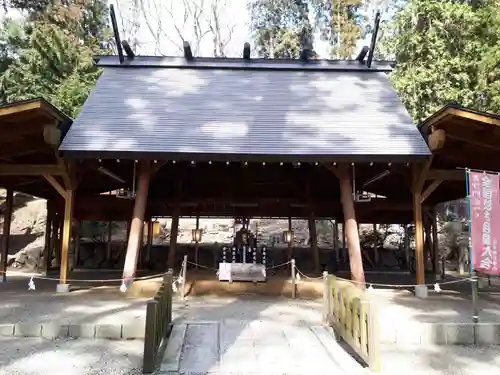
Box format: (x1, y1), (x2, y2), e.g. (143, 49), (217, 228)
(28, 277), (36, 291)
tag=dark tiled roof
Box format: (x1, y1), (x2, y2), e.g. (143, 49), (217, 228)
(60, 57), (429, 161)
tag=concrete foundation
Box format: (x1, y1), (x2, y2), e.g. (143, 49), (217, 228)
(414, 285), (428, 299)
(56, 283), (70, 293)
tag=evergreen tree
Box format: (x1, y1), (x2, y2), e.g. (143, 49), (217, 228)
(312, 0), (365, 58)
(249, 0), (315, 58)
(0, 0), (112, 116)
(378, 0), (500, 122)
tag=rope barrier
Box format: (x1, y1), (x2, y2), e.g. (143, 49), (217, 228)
(2, 259), (478, 292)
(186, 261), (218, 271)
(295, 268), (323, 280)
(292, 264), (475, 288)
(0, 270), (168, 283)
(265, 260), (291, 270)
(333, 275), (474, 288)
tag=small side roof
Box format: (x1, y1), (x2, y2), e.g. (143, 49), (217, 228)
(60, 56), (430, 162)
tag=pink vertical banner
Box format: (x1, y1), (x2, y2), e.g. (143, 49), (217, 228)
(468, 170), (500, 275)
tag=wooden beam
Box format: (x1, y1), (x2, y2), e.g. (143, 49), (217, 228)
(59, 189), (74, 286)
(56, 157), (72, 190)
(0, 164), (63, 176)
(0, 141), (48, 159)
(413, 157), (433, 194)
(446, 132), (500, 152)
(43, 174), (67, 198)
(1, 122), (51, 143)
(426, 169), (465, 181)
(0, 187), (13, 282)
(0, 100), (41, 117)
(421, 179), (443, 203)
(448, 107), (500, 127)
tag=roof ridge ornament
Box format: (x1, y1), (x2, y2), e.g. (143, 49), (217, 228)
(122, 40), (135, 60)
(183, 41), (194, 61)
(109, 4), (124, 64)
(243, 42), (251, 60)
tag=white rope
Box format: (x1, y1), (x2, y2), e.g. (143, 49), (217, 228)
(265, 261), (292, 270)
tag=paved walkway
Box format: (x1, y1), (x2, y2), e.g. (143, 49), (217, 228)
(160, 321), (362, 375)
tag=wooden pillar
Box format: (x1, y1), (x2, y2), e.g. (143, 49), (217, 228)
(342, 223), (347, 262)
(337, 164), (365, 287)
(167, 205), (180, 269)
(373, 223), (379, 267)
(194, 216), (200, 268)
(432, 207), (439, 275)
(146, 220), (153, 267)
(59, 189), (74, 286)
(51, 213), (59, 267)
(333, 221), (339, 262)
(106, 221), (113, 261)
(412, 166), (425, 285)
(0, 187), (14, 283)
(287, 217), (293, 261)
(54, 213), (63, 267)
(404, 224), (410, 271)
(41, 204), (51, 272)
(73, 220), (81, 269)
(122, 161), (151, 282)
(308, 213), (319, 272)
(43, 203), (53, 273)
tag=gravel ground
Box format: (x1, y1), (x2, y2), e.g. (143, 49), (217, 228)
(380, 344), (500, 375)
(0, 337), (143, 375)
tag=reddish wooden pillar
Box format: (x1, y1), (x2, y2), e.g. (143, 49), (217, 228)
(122, 161), (151, 283)
(106, 221), (113, 261)
(1, 187), (14, 283)
(194, 216), (200, 267)
(167, 205), (180, 269)
(51, 212), (59, 267)
(308, 213), (319, 272)
(337, 164), (365, 288)
(73, 220), (81, 269)
(287, 217), (293, 261)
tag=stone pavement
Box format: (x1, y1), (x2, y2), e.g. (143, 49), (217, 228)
(159, 321), (364, 375)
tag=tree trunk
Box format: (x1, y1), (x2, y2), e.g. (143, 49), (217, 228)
(337, 164), (365, 288)
(122, 161), (151, 283)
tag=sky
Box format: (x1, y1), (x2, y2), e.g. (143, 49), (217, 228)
(109, 0), (378, 58)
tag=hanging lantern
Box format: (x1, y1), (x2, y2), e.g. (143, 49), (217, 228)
(283, 230), (294, 244)
(192, 228), (202, 243)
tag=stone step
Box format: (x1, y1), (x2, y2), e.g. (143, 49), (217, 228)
(311, 325), (367, 375)
(158, 323), (187, 374)
(159, 321), (358, 375)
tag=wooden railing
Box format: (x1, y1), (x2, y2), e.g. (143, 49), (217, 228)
(323, 274), (380, 372)
(143, 270), (173, 373)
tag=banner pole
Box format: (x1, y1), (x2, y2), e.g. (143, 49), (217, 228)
(465, 168), (479, 326)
